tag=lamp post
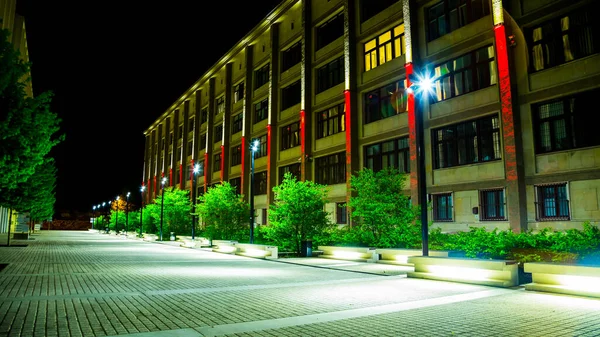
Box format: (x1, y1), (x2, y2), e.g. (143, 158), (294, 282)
(92, 205), (96, 230)
(249, 139), (259, 244)
(102, 202), (107, 233)
(407, 70), (435, 256)
(140, 186), (145, 238)
(192, 164), (200, 241)
(115, 196), (120, 235)
(160, 177), (167, 241)
(125, 192), (130, 237)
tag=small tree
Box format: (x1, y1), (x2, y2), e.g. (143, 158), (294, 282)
(196, 182), (249, 241)
(348, 167), (419, 248)
(266, 172), (331, 255)
(144, 187), (192, 237)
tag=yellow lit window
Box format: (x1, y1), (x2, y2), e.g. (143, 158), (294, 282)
(364, 23), (405, 72)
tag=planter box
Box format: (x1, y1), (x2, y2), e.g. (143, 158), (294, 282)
(407, 256), (519, 288)
(318, 246), (377, 263)
(212, 240), (238, 254)
(178, 236), (211, 248)
(375, 248), (462, 266)
(143, 234), (158, 242)
(524, 262), (600, 298)
(235, 243), (278, 259)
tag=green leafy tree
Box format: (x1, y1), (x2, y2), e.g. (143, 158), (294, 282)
(0, 28), (63, 195)
(144, 187), (192, 237)
(347, 167), (419, 248)
(266, 172), (332, 254)
(196, 182), (250, 241)
(108, 209), (128, 231)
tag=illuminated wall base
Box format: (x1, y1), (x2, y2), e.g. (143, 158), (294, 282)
(525, 263), (600, 298)
(376, 248), (455, 266)
(179, 236), (211, 248)
(407, 256), (519, 288)
(318, 246), (378, 262)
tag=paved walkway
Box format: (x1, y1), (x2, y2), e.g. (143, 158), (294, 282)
(1, 231), (599, 337)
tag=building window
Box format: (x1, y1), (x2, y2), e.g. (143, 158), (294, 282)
(214, 125), (223, 143)
(254, 171), (268, 195)
(480, 189), (506, 221)
(282, 42), (301, 72)
(279, 163), (301, 184)
(536, 183), (570, 221)
(433, 193), (453, 221)
(427, 0), (490, 41)
(188, 117), (194, 133)
(316, 12), (344, 50)
(201, 108), (208, 124)
(317, 103), (345, 139)
(281, 81), (301, 110)
(365, 24), (405, 71)
(231, 145), (242, 166)
(336, 203), (347, 224)
(187, 139), (193, 155)
(232, 113), (243, 134)
(529, 4), (598, 72)
(253, 134), (268, 159)
(216, 96), (225, 115)
(234, 82), (244, 103)
(230, 177), (241, 195)
(316, 56), (344, 93)
(433, 115), (501, 169)
(178, 124), (183, 138)
(169, 133), (173, 146)
(533, 89), (600, 154)
(433, 45), (496, 102)
(254, 64), (270, 89)
(365, 137), (410, 173)
(281, 121), (300, 150)
(199, 133), (206, 150)
(316, 152), (346, 185)
(360, 0), (399, 23)
(261, 209), (268, 224)
(213, 153), (221, 172)
(254, 99), (269, 123)
(364, 79), (407, 124)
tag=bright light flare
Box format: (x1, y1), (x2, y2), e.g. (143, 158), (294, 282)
(251, 139), (260, 152)
(407, 71), (436, 97)
(193, 164), (200, 174)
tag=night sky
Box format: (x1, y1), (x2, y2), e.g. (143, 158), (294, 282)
(16, 1), (282, 215)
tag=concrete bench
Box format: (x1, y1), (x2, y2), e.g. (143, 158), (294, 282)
(235, 243), (278, 259)
(178, 236), (211, 248)
(212, 240), (238, 254)
(318, 246), (377, 263)
(524, 262), (600, 298)
(375, 248), (461, 266)
(407, 256), (519, 288)
(143, 234), (158, 242)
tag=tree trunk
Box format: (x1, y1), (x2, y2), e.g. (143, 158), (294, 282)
(6, 209), (12, 246)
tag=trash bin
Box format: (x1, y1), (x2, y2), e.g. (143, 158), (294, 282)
(301, 240), (312, 257)
(104, 227), (109, 234)
(170, 232), (176, 241)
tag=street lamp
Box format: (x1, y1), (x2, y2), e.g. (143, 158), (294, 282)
(92, 205), (96, 230)
(160, 177), (167, 241)
(249, 139), (259, 244)
(140, 186), (146, 238)
(192, 164), (200, 241)
(115, 196), (120, 235)
(407, 69), (435, 256)
(102, 202), (107, 232)
(126, 192), (130, 237)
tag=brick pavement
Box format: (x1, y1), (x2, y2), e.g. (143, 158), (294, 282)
(1, 231), (599, 337)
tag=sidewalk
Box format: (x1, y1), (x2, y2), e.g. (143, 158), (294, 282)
(1, 230), (600, 337)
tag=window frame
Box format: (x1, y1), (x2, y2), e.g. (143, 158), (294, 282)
(479, 188), (506, 221)
(281, 42), (302, 72)
(279, 163), (301, 184)
(281, 81), (301, 110)
(336, 202), (347, 224)
(316, 103), (346, 139)
(535, 183), (570, 221)
(254, 64), (270, 89)
(364, 136), (411, 173)
(316, 56), (344, 93)
(364, 24), (405, 72)
(214, 124), (223, 143)
(432, 114), (502, 169)
(231, 145), (242, 166)
(364, 79), (407, 124)
(253, 134), (268, 159)
(254, 171), (268, 195)
(231, 113), (243, 134)
(281, 121), (301, 151)
(427, 0), (490, 42)
(433, 193), (453, 222)
(315, 152), (346, 185)
(316, 12), (344, 50)
(216, 96), (225, 115)
(233, 82), (244, 103)
(213, 153), (222, 172)
(254, 99), (269, 124)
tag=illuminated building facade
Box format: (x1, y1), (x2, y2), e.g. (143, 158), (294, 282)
(142, 0), (600, 232)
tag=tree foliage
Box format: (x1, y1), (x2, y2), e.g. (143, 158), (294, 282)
(143, 187), (192, 237)
(196, 182), (250, 241)
(266, 172), (332, 254)
(0, 27), (63, 214)
(347, 167), (419, 248)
